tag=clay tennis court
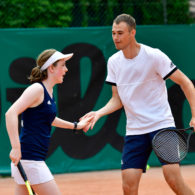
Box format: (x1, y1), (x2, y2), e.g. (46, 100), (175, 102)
(0, 165), (194, 194)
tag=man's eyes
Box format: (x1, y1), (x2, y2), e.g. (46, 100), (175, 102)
(112, 32), (123, 35)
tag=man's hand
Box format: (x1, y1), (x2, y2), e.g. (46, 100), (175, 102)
(80, 111), (100, 132)
(189, 117), (195, 131)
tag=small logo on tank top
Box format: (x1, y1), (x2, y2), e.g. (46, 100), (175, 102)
(47, 100), (51, 105)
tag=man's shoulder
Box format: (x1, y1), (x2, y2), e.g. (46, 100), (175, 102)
(109, 50), (122, 61)
(141, 44), (170, 64)
(141, 44), (159, 54)
(141, 44), (165, 61)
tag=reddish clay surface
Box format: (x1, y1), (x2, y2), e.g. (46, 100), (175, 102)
(0, 165), (194, 194)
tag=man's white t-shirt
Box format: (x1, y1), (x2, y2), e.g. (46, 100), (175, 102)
(106, 44), (177, 135)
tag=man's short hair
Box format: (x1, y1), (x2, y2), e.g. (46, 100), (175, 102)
(113, 14), (136, 30)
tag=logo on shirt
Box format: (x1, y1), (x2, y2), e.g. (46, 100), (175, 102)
(47, 100), (51, 105)
(170, 62), (175, 68)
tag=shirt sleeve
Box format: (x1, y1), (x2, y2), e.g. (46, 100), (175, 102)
(105, 58), (117, 85)
(154, 49), (177, 80)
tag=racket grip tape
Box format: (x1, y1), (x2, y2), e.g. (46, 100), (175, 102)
(17, 161), (35, 195)
(17, 162), (28, 181)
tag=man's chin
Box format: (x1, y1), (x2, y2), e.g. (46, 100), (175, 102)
(115, 45), (121, 50)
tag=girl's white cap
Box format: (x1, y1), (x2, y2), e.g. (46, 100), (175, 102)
(41, 51), (73, 71)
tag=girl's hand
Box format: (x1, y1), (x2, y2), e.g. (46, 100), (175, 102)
(9, 148), (21, 166)
(77, 116), (93, 130)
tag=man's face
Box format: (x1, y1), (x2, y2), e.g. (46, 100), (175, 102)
(112, 22), (134, 50)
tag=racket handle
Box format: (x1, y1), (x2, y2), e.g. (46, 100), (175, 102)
(17, 161), (28, 181)
(17, 161), (35, 195)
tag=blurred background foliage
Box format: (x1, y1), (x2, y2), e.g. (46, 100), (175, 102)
(0, 0), (194, 28)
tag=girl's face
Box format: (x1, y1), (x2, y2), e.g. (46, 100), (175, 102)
(52, 59), (68, 83)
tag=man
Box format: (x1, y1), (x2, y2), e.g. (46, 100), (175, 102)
(83, 14), (195, 195)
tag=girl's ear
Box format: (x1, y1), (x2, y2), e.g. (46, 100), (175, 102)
(48, 65), (55, 73)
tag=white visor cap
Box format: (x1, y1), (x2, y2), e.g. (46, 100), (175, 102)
(41, 51), (73, 71)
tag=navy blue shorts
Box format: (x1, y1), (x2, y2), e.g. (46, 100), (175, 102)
(121, 128), (175, 172)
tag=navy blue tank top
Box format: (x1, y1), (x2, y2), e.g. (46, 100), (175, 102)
(20, 82), (57, 160)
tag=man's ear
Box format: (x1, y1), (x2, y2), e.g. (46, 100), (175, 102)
(131, 29), (136, 36)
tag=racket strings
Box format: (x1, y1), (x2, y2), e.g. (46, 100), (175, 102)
(153, 131), (187, 163)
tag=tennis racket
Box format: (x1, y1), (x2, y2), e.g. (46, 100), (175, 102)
(152, 127), (194, 164)
(17, 161), (35, 195)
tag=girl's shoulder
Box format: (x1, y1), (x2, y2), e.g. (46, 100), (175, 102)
(23, 82), (44, 96)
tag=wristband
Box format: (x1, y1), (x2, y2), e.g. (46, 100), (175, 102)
(73, 121), (83, 135)
(73, 122), (77, 134)
(73, 122), (78, 130)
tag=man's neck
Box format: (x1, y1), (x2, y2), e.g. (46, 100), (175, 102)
(122, 42), (141, 59)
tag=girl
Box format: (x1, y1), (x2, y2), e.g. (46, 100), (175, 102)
(6, 49), (92, 195)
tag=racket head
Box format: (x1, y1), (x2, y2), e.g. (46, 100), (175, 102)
(152, 128), (188, 164)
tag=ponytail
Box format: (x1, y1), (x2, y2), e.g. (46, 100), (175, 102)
(28, 66), (47, 83)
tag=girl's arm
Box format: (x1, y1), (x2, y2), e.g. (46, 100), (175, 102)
(5, 83), (44, 165)
(52, 116), (93, 130)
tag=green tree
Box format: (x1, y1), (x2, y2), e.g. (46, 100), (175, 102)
(166, 0), (193, 24)
(0, 0), (193, 28)
(0, 0), (73, 28)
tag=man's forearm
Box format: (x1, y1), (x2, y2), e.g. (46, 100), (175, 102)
(97, 96), (123, 117)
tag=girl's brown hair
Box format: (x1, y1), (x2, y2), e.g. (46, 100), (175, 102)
(28, 49), (57, 83)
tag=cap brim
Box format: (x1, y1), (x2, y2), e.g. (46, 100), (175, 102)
(41, 51), (74, 71)
(62, 53), (74, 61)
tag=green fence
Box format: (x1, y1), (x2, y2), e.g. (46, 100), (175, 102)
(0, 25), (195, 175)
